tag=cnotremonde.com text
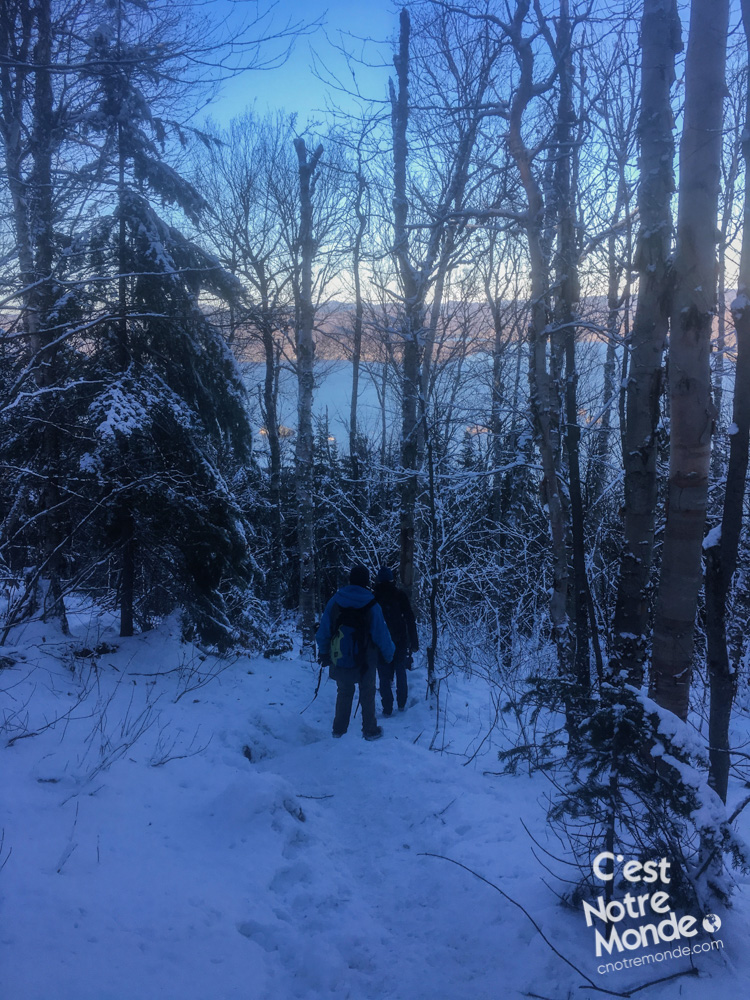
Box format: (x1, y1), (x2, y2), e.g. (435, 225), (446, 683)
(583, 851), (710, 958)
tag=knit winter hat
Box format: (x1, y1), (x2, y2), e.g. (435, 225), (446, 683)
(349, 564), (370, 588)
(375, 566), (394, 584)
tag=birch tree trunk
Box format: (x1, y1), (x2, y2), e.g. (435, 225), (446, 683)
(293, 138), (323, 644)
(610, 0), (681, 687)
(650, 0), (729, 720)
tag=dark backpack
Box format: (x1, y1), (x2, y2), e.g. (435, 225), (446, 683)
(377, 588), (409, 649)
(330, 599), (377, 674)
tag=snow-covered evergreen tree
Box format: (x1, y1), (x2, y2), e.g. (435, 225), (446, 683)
(0, 0), (264, 647)
(71, 0), (256, 645)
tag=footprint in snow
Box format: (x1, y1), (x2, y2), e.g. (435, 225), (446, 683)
(269, 860), (313, 893)
(236, 920), (280, 952)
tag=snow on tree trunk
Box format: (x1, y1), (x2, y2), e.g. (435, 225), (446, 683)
(650, 0), (729, 720)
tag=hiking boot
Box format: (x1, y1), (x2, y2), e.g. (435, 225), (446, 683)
(363, 727), (383, 741)
(382, 707), (393, 717)
(332, 731), (345, 738)
(398, 704), (406, 713)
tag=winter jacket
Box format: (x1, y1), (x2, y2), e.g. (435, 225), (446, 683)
(316, 584), (395, 670)
(373, 582), (419, 656)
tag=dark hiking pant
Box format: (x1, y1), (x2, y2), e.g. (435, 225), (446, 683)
(330, 662), (378, 737)
(378, 650), (408, 713)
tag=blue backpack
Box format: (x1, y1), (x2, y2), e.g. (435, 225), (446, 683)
(330, 599), (377, 674)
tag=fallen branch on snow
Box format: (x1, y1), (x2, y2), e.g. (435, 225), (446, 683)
(419, 852), (699, 998)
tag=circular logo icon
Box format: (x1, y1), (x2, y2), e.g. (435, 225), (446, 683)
(702, 914), (722, 934)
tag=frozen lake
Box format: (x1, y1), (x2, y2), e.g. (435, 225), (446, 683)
(242, 354), (504, 459)
(239, 336), (696, 465)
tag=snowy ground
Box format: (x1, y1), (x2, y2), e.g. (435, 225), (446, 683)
(2, 611), (749, 1000)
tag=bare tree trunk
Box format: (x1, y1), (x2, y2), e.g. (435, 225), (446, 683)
(261, 324), (283, 615)
(650, 0), (729, 720)
(611, 0), (681, 687)
(589, 237), (620, 609)
(505, 0), (571, 674)
(421, 393), (439, 694)
(486, 273), (518, 661)
(0, 3), (35, 347)
(116, 0), (134, 637)
(0, 4), (45, 630)
(617, 229), (633, 468)
(1, 2), (68, 631)
(712, 141), (739, 465)
(119, 510), (135, 636)
(293, 137), (324, 644)
(389, 7), (490, 598)
(30, 0), (68, 633)
(379, 353), (388, 468)
(390, 9), (422, 599)
(349, 161), (368, 507)
(552, 0), (590, 692)
(590, 168), (630, 512)
(704, 0), (750, 801)
(487, 291), (507, 528)
(418, 258), (448, 470)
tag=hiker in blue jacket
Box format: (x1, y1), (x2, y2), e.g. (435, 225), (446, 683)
(316, 564), (395, 740)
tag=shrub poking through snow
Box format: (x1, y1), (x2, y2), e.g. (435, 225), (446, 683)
(503, 677), (749, 913)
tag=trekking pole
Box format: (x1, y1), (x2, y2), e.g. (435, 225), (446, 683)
(299, 641), (323, 715)
(299, 665), (324, 715)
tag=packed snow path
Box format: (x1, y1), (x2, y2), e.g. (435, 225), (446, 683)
(2, 618), (748, 999)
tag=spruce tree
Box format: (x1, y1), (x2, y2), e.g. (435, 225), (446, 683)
(63, 0), (256, 646)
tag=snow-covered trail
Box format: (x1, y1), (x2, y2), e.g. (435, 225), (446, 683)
(237, 700), (529, 1000)
(2, 619), (748, 999)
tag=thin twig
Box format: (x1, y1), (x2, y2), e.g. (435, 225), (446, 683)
(419, 851), (600, 990)
(418, 853), (696, 998)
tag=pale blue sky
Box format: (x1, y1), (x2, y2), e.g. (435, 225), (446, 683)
(203, 0), (401, 126)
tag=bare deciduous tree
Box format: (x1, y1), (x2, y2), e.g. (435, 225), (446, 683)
(650, 0), (729, 720)
(611, 0), (681, 688)
(704, 0), (750, 802)
(294, 137), (324, 643)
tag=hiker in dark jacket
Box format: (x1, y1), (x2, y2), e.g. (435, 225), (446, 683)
(316, 564), (395, 740)
(373, 566), (419, 715)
